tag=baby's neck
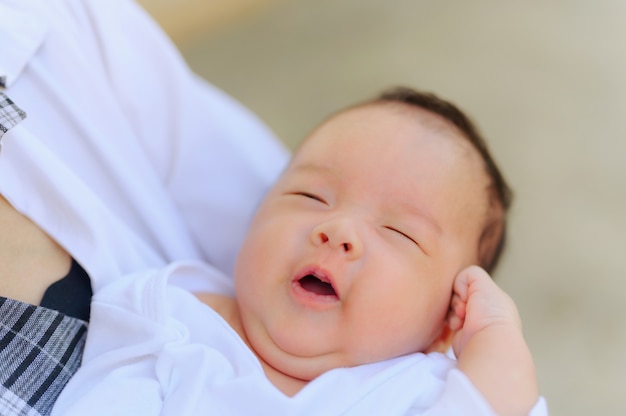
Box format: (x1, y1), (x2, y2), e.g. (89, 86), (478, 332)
(195, 292), (308, 397)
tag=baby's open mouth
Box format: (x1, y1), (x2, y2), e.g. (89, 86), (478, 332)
(298, 274), (337, 297)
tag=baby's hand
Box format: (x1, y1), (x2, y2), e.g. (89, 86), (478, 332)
(446, 266), (540, 415)
(446, 265), (522, 359)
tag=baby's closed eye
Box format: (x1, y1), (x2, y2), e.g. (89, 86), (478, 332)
(383, 226), (419, 246)
(293, 192), (327, 204)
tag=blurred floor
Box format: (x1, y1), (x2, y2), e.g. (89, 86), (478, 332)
(150, 1), (626, 414)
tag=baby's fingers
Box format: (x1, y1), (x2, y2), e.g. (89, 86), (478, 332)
(452, 265), (489, 300)
(446, 293), (466, 331)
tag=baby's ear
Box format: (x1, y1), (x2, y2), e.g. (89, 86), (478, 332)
(424, 324), (454, 354)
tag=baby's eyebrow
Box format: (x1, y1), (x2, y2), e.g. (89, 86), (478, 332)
(288, 162), (341, 184)
(290, 162), (332, 175)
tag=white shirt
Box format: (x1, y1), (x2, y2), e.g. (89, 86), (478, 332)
(52, 261), (549, 415)
(0, 0), (288, 294)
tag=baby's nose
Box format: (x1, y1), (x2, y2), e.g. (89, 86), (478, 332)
(311, 219), (363, 259)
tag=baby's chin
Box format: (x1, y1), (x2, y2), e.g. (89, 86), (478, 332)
(247, 320), (429, 381)
(253, 339), (356, 383)
(264, 348), (341, 380)
(263, 342), (412, 383)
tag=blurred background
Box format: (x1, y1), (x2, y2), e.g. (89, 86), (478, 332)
(138, 1), (626, 414)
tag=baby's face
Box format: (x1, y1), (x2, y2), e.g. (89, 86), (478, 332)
(234, 103), (490, 381)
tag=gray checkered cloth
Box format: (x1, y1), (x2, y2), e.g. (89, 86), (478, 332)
(0, 90), (27, 140)
(0, 87), (85, 415)
(0, 297), (87, 416)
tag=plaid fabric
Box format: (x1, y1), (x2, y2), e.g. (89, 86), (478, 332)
(0, 90), (27, 142)
(0, 297), (87, 416)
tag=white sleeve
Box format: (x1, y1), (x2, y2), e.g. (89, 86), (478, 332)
(85, 0), (289, 274)
(2, 0), (287, 290)
(420, 369), (549, 416)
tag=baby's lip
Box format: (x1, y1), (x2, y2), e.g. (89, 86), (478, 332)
(292, 266), (340, 301)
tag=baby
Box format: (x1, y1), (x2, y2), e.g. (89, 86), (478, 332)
(52, 87), (547, 415)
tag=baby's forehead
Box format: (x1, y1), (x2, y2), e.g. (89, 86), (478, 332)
(290, 104), (490, 190)
(366, 101), (470, 143)
(302, 101), (464, 142)
(306, 103), (480, 164)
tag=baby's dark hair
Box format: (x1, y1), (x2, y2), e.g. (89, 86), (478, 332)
(373, 86), (513, 273)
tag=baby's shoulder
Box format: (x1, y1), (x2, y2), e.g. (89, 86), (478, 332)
(194, 292), (244, 335)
